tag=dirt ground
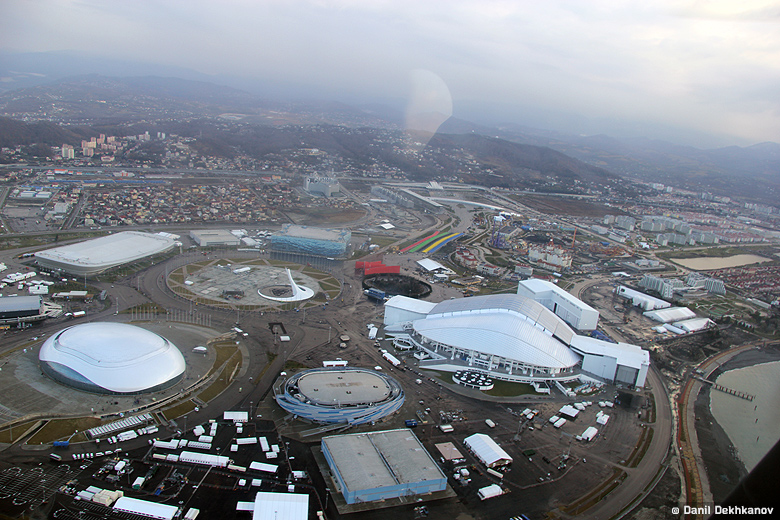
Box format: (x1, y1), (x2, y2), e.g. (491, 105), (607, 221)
(510, 194), (624, 217)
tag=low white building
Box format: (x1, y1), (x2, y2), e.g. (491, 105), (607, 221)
(463, 433), (513, 468)
(570, 336), (649, 388)
(236, 492), (309, 520)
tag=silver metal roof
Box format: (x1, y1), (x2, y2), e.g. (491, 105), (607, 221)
(297, 370), (391, 405)
(428, 294), (575, 344)
(0, 295), (42, 313)
(38, 322), (185, 393)
(35, 231), (176, 275)
(569, 335), (649, 369)
(385, 295), (438, 314)
(323, 429), (444, 493)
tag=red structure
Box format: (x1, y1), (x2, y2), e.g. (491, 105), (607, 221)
(365, 265), (401, 275)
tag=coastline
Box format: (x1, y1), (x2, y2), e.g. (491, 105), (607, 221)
(693, 345), (780, 503)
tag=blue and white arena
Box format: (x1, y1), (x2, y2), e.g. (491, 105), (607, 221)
(274, 367), (405, 425)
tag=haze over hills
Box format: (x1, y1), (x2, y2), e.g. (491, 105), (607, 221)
(0, 72), (778, 203)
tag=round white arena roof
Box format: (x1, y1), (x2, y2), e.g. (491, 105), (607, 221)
(39, 322), (186, 394)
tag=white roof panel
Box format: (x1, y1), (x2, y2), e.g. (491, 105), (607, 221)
(252, 492), (308, 520)
(417, 258), (446, 271)
(518, 278), (598, 314)
(113, 497), (178, 520)
(643, 306), (696, 323)
(35, 231), (175, 274)
(582, 426), (599, 441)
(384, 295), (438, 315)
(569, 335), (649, 371)
(415, 313), (581, 369)
(427, 294), (575, 344)
(463, 433), (513, 466)
(223, 411), (249, 422)
(673, 318), (712, 332)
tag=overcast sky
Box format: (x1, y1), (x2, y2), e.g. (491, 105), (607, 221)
(3, 0), (780, 146)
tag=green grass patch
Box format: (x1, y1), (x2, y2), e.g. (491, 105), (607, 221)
(369, 236), (398, 248)
(161, 400), (197, 421)
(268, 259), (298, 267)
(0, 421), (39, 444)
(482, 379), (536, 397)
(197, 352), (243, 403)
(0, 231), (108, 251)
(656, 245), (765, 260)
(26, 417), (104, 445)
(206, 344), (239, 378)
(168, 272), (185, 283)
(283, 359), (309, 370)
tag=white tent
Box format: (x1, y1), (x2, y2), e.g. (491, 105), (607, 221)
(581, 426), (599, 442)
(463, 433), (513, 467)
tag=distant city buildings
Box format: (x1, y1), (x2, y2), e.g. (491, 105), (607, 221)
(528, 242), (572, 270)
(304, 176), (340, 197)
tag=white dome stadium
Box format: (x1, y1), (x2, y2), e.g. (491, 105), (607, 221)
(39, 322), (186, 394)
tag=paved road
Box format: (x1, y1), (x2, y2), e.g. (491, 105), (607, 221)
(580, 365), (673, 520)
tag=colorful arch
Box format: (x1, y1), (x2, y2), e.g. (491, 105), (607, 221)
(401, 231), (441, 253)
(424, 232), (464, 253)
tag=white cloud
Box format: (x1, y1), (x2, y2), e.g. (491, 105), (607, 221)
(2, 0), (779, 144)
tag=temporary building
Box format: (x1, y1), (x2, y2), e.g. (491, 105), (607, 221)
(463, 433), (513, 468)
(558, 405), (580, 419)
(478, 484), (504, 500)
(113, 497), (179, 520)
(581, 426), (599, 442)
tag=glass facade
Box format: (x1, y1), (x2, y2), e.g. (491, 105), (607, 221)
(270, 224), (351, 258)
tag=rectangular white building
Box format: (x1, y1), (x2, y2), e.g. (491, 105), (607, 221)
(463, 433), (513, 468)
(517, 279), (599, 331)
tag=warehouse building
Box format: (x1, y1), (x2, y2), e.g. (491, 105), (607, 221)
(270, 224), (351, 258)
(615, 285), (671, 311)
(35, 231), (176, 276)
(189, 229), (241, 247)
(0, 295), (46, 325)
(321, 429), (446, 504)
(517, 279), (599, 331)
(569, 336), (650, 389)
